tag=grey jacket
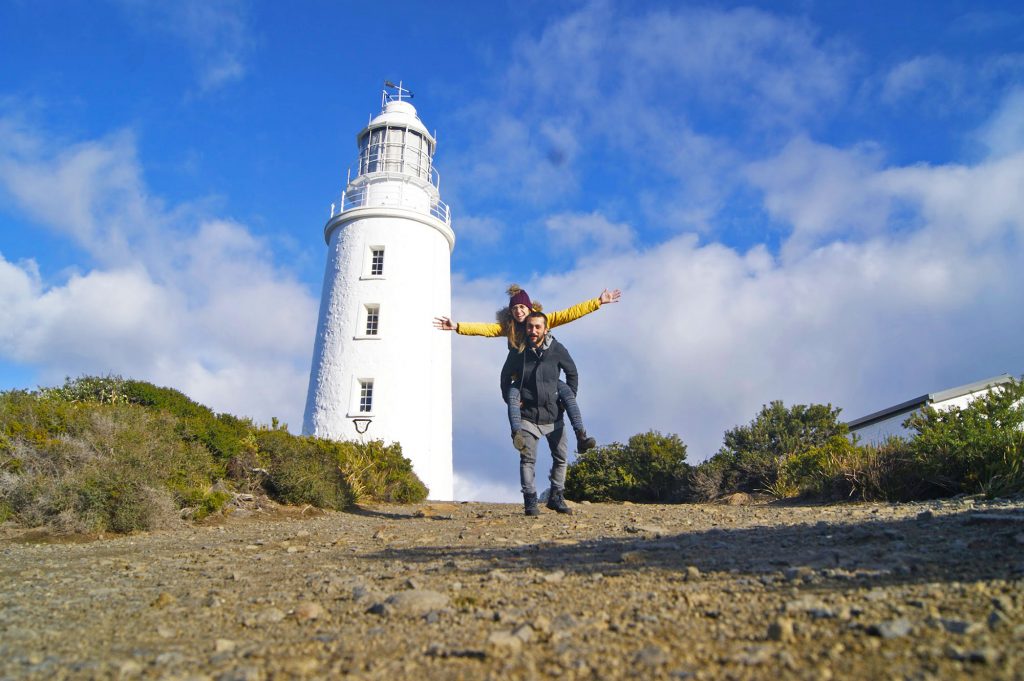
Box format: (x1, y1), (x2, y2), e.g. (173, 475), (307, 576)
(500, 333), (579, 425)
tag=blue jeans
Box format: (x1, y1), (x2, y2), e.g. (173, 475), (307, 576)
(507, 381), (584, 434)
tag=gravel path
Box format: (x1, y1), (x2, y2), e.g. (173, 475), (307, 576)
(2, 495), (1023, 680)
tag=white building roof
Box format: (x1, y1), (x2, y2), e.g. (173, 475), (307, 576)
(846, 373), (1014, 431)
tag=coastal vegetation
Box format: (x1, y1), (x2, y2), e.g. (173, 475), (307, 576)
(0, 376), (426, 534)
(567, 378), (1024, 504)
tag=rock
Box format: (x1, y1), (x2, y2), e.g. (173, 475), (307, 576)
(486, 630), (523, 652)
(513, 624), (535, 642)
(241, 608), (286, 627)
(214, 639), (236, 653)
(542, 570), (565, 583)
(868, 619), (913, 639)
(150, 592), (176, 608)
(939, 618), (983, 635)
(293, 601), (324, 622)
(624, 524), (669, 537)
(633, 644), (669, 666)
(767, 618), (795, 642)
(378, 589), (449, 617)
(684, 566), (701, 581)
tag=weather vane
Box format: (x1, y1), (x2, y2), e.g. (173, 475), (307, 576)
(382, 80), (414, 106)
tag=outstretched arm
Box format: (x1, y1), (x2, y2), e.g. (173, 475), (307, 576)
(547, 288), (623, 329)
(433, 316), (457, 332)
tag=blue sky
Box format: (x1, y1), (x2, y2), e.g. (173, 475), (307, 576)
(2, 1), (1023, 501)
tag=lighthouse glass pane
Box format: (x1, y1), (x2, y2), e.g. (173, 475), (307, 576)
(359, 380), (374, 412)
(365, 305), (379, 336)
(407, 132), (428, 179)
(370, 248), (384, 276)
(385, 127), (404, 172)
(366, 129), (384, 172)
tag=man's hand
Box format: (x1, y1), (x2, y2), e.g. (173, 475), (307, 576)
(599, 288), (622, 305)
(433, 316), (457, 331)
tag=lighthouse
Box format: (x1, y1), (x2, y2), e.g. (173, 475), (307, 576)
(303, 82), (454, 500)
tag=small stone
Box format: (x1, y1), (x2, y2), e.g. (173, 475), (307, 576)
(988, 610), (1008, 630)
(967, 647), (1000, 664)
(940, 619), (983, 635)
(214, 639), (236, 653)
(151, 592), (176, 608)
(282, 656), (319, 675)
(633, 644), (669, 666)
(868, 618), (913, 639)
(532, 615), (552, 634)
(625, 524), (669, 537)
(118, 660), (143, 677)
(513, 623), (535, 642)
(543, 570), (565, 583)
(156, 625), (175, 639)
(486, 630), (523, 652)
(685, 566), (701, 581)
(294, 601), (324, 622)
(382, 589), (449, 617)
(767, 617), (795, 642)
(295, 530), (311, 538)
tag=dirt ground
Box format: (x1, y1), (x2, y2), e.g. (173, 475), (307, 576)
(2, 494), (1023, 680)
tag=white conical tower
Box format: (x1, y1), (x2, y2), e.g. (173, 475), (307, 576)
(303, 82), (454, 500)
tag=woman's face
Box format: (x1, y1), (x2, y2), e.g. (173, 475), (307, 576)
(510, 304), (530, 322)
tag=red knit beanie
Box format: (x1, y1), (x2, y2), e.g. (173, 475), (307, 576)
(509, 289), (532, 309)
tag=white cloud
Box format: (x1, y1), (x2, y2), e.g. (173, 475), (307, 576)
(880, 55), (963, 107)
(0, 117), (317, 428)
(448, 138), (1024, 484)
(117, 0), (253, 92)
(975, 88), (1024, 157)
(544, 211), (634, 255)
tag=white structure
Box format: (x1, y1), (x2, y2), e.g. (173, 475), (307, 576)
(303, 83), (455, 500)
(847, 374), (1013, 444)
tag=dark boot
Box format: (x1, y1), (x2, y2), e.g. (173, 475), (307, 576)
(575, 428), (597, 453)
(546, 489), (573, 515)
(523, 492), (540, 517)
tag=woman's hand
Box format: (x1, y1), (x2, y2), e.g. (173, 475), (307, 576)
(433, 316), (457, 331)
(599, 289), (622, 305)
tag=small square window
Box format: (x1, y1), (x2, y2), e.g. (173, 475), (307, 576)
(365, 304), (380, 336)
(359, 380), (374, 413)
(370, 248), (384, 276)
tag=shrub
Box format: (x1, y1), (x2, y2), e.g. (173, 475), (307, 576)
(904, 378), (1024, 497)
(256, 431), (427, 507)
(566, 431), (690, 502)
(713, 401), (847, 497)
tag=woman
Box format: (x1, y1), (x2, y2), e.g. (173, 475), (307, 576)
(434, 285), (621, 452)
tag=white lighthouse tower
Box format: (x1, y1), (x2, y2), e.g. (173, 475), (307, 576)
(303, 82), (454, 500)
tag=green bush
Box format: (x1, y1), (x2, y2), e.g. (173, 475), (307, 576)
(256, 431), (427, 508)
(710, 401), (848, 497)
(905, 378), (1024, 497)
(566, 431), (690, 502)
(1, 377), (429, 533)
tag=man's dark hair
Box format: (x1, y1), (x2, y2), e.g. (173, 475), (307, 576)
(526, 310), (548, 327)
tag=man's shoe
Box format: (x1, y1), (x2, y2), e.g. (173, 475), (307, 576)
(546, 490), (573, 515)
(523, 492), (540, 517)
(512, 429), (530, 454)
(575, 429), (597, 453)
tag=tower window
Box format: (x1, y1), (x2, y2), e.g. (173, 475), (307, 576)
(370, 248), (384, 276)
(359, 380), (374, 413)
(364, 304), (380, 336)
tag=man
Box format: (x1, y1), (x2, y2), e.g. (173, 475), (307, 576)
(500, 310), (578, 516)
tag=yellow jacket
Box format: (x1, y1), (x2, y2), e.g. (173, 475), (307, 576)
(456, 297), (602, 338)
